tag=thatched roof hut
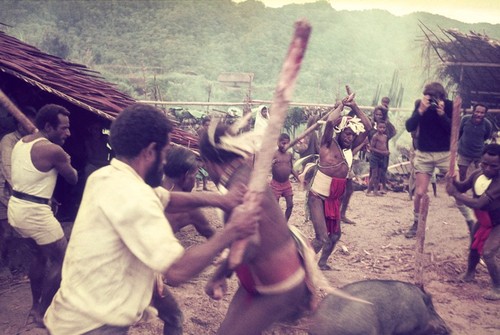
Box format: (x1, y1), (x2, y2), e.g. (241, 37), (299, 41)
(0, 30), (199, 147)
(422, 26), (500, 112)
(0, 30), (199, 219)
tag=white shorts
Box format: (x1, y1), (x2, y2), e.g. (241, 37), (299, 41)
(8, 197), (64, 245)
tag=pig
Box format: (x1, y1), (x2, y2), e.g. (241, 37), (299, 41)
(309, 279), (451, 335)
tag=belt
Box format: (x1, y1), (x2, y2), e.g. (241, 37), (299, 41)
(12, 190), (50, 205)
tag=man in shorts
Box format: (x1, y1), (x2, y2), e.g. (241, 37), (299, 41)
(405, 82), (475, 238)
(8, 104), (78, 326)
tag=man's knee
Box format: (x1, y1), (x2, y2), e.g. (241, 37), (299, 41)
(482, 244), (499, 263)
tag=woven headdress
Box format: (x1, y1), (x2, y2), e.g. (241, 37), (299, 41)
(333, 115), (365, 135)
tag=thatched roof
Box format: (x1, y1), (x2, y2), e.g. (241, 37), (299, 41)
(0, 30), (199, 149)
(422, 26), (500, 111)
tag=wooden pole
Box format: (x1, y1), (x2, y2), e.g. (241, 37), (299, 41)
(227, 19), (312, 269)
(448, 96), (462, 177)
(0, 88), (37, 134)
(414, 193), (430, 289)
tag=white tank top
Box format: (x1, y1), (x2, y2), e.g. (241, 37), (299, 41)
(11, 138), (58, 198)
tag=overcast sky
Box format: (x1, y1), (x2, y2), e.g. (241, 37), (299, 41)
(234, 0), (500, 24)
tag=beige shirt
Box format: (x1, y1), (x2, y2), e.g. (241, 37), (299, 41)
(44, 158), (184, 334)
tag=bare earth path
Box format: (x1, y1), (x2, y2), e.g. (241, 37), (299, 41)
(1, 182), (499, 334)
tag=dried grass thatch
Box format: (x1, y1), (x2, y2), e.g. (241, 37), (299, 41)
(420, 24), (500, 112)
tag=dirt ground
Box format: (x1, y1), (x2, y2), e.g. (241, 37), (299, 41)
(1, 180), (499, 335)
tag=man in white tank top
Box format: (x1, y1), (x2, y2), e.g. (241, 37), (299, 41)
(8, 104), (77, 327)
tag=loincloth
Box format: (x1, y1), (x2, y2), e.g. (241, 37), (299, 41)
(324, 177), (347, 235)
(471, 209), (493, 255)
(310, 169), (332, 198)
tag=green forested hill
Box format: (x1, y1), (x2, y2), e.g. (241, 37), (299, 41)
(1, 0), (499, 108)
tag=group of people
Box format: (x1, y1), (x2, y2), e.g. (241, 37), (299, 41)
(0, 81), (499, 335)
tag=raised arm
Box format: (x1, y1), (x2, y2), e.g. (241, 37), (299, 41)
(321, 103), (344, 147)
(344, 100), (372, 148)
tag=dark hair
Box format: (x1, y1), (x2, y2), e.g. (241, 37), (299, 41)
(164, 146), (198, 178)
(36, 104), (70, 129)
(199, 123), (244, 163)
(373, 105), (388, 121)
(473, 103), (489, 113)
(279, 133), (290, 141)
(422, 82), (447, 100)
(381, 97), (390, 104)
(201, 117), (211, 126)
(110, 103), (174, 158)
(483, 143), (500, 157)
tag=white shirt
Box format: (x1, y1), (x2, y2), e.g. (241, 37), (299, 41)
(44, 158), (184, 334)
(11, 137), (58, 198)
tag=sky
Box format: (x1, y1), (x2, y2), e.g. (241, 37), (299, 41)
(234, 0), (500, 25)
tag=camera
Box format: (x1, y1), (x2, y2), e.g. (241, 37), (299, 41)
(428, 97), (439, 108)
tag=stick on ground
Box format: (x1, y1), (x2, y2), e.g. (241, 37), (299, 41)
(415, 194), (430, 289)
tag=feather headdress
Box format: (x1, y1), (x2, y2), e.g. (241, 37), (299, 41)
(206, 113), (260, 159)
(333, 115), (365, 135)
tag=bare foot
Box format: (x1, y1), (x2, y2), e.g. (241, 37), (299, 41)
(318, 263), (332, 271)
(459, 273), (475, 283)
(25, 309), (45, 329)
(341, 217), (356, 225)
(483, 287), (500, 301)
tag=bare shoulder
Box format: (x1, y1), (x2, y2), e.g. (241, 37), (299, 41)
(32, 139), (67, 161)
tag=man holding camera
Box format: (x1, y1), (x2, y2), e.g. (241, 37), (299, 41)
(404, 82), (475, 238)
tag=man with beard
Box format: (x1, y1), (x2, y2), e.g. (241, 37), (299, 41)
(8, 104), (77, 326)
(44, 104), (257, 335)
(457, 103), (493, 181)
(309, 98), (371, 270)
(446, 143), (500, 301)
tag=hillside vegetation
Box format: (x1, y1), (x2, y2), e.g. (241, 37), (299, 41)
(1, 0), (499, 108)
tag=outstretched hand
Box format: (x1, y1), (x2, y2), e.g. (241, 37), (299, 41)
(205, 277), (228, 300)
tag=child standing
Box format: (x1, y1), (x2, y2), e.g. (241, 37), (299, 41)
(271, 133), (300, 221)
(367, 122), (390, 196)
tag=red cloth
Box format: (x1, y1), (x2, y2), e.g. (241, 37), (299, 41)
(235, 264), (257, 295)
(324, 177), (347, 235)
(472, 209), (493, 255)
(269, 179), (293, 199)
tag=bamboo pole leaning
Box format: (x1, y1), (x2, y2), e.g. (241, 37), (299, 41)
(227, 19), (312, 269)
(0, 88), (37, 134)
